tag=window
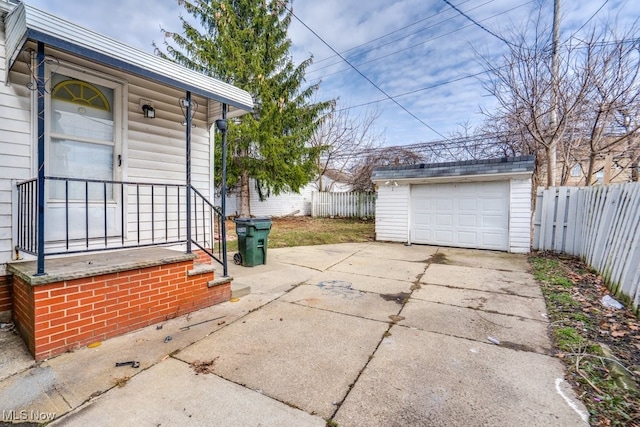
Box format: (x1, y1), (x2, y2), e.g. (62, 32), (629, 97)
(48, 73), (116, 200)
(596, 170), (604, 184)
(570, 164), (582, 177)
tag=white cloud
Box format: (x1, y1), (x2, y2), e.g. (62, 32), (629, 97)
(22, 0), (640, 147)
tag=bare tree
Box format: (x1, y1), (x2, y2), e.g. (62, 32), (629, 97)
(575, 27), (640, 185)
(479, 8), (591, 187)
(309, 106), (383, 191)
(350, 146), (425, 192)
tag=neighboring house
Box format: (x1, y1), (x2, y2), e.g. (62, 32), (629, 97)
(562, 155), (638, 186)
(371, 156), (535, 254)
(218, 179), (314, 217)
(0, 1), (253, 360)
(218, 172), (352, 218)
(316, 169), (352, 193)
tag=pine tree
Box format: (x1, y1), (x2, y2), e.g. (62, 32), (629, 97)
(156, 0), (333, 216)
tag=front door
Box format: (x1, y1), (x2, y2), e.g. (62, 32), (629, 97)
(45, 68), (122, 243)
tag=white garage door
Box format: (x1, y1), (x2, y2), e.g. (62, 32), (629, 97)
(410, 181), (509, 250)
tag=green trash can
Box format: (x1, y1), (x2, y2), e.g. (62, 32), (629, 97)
(233, 217), (272, 267)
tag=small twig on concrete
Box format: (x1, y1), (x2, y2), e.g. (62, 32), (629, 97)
(179, 315), (225, 331)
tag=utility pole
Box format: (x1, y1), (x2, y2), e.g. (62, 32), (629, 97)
(548, 0), (560, 187)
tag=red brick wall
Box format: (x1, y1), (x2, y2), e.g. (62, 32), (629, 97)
(13, 274), (36, 356)
(193, 249), (214, 264)
(0, 275), (12, 314)
(13, 260), (230, 361)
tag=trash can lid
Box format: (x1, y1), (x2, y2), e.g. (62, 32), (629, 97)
(234, 217), (272, 224)
(234, 217), (252, 223)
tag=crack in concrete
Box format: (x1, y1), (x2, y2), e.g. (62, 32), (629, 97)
(326, 248), (436, 422)
(419, 282), (545, 299)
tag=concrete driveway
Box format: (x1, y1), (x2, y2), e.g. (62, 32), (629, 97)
(0, 242), (589, 426)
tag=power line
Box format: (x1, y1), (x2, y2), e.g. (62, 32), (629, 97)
(310, 0), (477, 68)
(440, 0), (516, 46)
(308, 1), (534, 82)
(307, 0), (493, 75)
(284, 4), (450, 140)
(323, 131), (524, 161)
(334, 68), (500, 113)
(564, 0), (610, 44)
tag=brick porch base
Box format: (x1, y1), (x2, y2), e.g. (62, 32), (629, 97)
(0, 275), (11, 321)
(7, 248), (231, 361)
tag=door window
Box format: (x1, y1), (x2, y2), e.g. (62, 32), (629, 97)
(48, 74), (115, 200)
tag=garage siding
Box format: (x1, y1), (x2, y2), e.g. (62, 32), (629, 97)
(375, 184), (409, 242)
(508, 178), (532, 253)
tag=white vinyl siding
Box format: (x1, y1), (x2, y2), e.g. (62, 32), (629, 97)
(215, 184), (316, 217)
(125, 69), (210, 245)
(374, 184), (410, 242)
(248, 181), (313, 217)
(221, 181), (314, 217)
(509, 178), (532, 253)
(0, 17), (32, 273)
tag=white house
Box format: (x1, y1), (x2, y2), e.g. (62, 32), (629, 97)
(218, 171), (352, 218)
(371, 156), (535, 253)
(0, 1), (253, 360)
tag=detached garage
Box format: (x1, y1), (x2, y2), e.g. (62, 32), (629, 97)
(371, 156), (535, 253)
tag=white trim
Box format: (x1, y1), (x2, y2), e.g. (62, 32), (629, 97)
(5, 2), (253, 111)
(371, 171), (533, 185)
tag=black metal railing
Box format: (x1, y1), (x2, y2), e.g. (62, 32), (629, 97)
(16, 178), (38, 255)
(15, 177), (227, 274)
(189, 186), (228, 275)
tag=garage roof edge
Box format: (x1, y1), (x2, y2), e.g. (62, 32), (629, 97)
(371, 155), (535, 182)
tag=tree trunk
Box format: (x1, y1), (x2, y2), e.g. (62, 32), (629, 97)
(585, 152), (597, 186)
(239, 169), (251, 217)
(545, 144), (557, 187)
(630, 148), (639, 182)
(603, 154), (613, 184)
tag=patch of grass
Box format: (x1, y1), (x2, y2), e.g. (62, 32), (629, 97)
(224, 217), (374, 253)
(552, 276), (574, 288)
(547, 291), (580, 307)
(569, 311), (592, 324)
(531, 257), (560, 281)
(554, 327), (586, 351)
(531, 257), (573, 288)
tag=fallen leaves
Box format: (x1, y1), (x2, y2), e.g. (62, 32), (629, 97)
(534, 252), (640, 426)
(191, 357), (219, 375)
(113, 376), (130, 388)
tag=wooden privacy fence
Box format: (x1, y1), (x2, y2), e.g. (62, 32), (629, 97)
(533, 183), (640, 312)
(311, 191), (376, 218)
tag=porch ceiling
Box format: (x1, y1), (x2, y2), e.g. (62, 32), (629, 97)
(3, 1), (254, 114)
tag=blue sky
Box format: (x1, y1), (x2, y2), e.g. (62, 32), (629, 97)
(25, 0), (638, 147)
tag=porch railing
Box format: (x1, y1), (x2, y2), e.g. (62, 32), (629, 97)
(15, 176), (227, 275)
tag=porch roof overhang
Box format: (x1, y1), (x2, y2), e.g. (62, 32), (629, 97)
(3, 1), (254, 115)
(370, 155), (536, 185)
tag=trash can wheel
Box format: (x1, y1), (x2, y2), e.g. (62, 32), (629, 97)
(233, 252), (242, 265)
